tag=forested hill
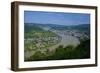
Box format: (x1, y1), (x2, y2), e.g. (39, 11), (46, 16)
(25, 23), (90, 32)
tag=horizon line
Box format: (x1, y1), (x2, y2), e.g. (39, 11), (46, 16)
(24, 22), (90, 26)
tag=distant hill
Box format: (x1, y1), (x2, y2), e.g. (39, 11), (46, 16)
(69, 24), (90, 31)
(24, 23), (44, 32)
(25, 23), (90, 32)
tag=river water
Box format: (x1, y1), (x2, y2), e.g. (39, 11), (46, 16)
(48, 30), (80, 52)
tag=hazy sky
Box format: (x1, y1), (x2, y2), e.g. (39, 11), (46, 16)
(24, 11), (90, 25)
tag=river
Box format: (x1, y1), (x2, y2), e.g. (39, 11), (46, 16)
(24, 29), (80, 59)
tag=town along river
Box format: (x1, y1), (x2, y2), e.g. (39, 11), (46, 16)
(24, 29), (80, 60)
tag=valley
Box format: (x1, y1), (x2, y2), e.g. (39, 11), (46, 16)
(24, 23), (90, 61)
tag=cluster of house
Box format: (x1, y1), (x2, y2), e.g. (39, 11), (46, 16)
(25, 34), (61, 50)
(53, 29), (89, 41)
